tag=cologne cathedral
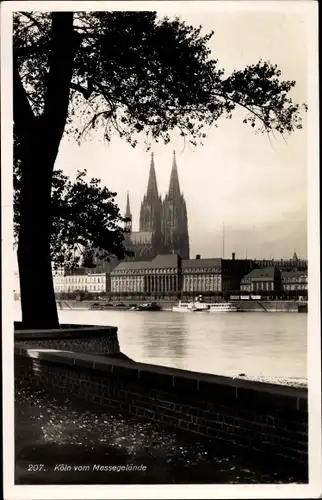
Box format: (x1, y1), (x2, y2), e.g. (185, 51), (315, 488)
(125, 151), (190, 260)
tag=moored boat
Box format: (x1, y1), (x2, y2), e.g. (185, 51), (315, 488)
(208, 302), (238, 312)
(173, 298), (237, 313)
(172, 301), (210, 312)
(133, 302), (162, 311)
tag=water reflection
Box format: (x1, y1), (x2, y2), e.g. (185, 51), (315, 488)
(140, 313), (187, 369)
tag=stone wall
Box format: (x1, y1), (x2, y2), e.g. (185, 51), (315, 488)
(15, 345), (308, 471)
(14, 324), (120, 356)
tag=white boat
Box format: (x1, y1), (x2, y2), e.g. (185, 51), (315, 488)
(172, 301), (210, 312)
(172, 300), (237, 313)
(207, 302), (238, 312)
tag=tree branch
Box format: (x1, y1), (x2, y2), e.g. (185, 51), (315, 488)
(70, 82), (93, 99)
(21, 12), (48, 35)
(213, 91), (271, 129)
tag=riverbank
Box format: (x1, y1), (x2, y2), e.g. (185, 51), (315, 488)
(235, 374), (307, 388)
(54, 299), (304, 313)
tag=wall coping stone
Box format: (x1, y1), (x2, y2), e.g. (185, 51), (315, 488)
(14, 325), (117, 340)
(14, 344), (307, 410)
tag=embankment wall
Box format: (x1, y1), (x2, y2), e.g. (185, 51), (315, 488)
(234, 301), (299, 312)
(15, 345), (308, 471)
(14, 323), (120, 357)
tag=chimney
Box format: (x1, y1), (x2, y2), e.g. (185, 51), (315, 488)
(232, 252), (235, 260)
(196, 254), (201, 260)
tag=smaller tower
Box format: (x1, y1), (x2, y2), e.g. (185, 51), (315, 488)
(125, 191), (132, 233)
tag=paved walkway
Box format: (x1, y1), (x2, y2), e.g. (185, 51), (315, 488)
(15, 385), (305, 485)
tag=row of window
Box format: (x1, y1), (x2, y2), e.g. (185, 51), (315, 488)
(55, 284), (106, 292)
(111, 284), (145, 292)
(183, 275), (221, 282)
(54, 276), (106, 284)
(183, 268), (221, 273)
(113, 268), (177, 275)
(183, 284), (222, 292)
(113, 268), (223, 275)
(241, 282), (275, 291)
(112, 277), (144, 283)
(282, 277), (307, 283)
(111, 277), (176, 284)
(283, 284), (308, 290)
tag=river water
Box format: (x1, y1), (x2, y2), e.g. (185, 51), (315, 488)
(15, 304), (307, 381)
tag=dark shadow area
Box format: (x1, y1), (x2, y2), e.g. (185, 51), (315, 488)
(15, 384), (307, 485)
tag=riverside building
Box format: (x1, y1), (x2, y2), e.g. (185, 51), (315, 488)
(110, 253), (254, 298)
(111, 254), (182, 295)
(53, 267), (108, 294)
(281, 270), (308, 292)
(240, 267), (282, 293)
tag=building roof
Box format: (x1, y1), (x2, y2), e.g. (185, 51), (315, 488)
(112, 261), (150, 272)
(182, 258), (222, 269)
(242, 267), (276, 280)
(281, 270), (307, 278)
(130, 231), (153, 245)
(112, 254), (181, 273)
(151, 254), (181, 268)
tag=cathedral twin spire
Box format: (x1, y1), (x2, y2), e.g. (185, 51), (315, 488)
(127, 151), (190, 259)
(145, 150), (182, 200)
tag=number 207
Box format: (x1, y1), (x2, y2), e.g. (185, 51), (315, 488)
(28, 464), (44, 472)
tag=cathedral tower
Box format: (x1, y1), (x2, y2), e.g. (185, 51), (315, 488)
(162, 151), (190, 259)
(139, 153), (163, 254)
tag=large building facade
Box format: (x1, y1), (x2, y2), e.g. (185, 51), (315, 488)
(111, 254), (182, 295)
(125, 152), (190, 260)
(110, 254), (254, 297)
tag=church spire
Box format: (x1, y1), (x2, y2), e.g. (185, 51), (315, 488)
(146, 152), (159, 199)
(125, 191), (131, 218)
(124, 191), (132, 232)
(168, 150), (181, 198)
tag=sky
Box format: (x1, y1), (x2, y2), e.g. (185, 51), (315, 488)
(50, 8), (308, 260)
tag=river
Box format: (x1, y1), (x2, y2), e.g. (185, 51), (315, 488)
(15, 304), (307, 382)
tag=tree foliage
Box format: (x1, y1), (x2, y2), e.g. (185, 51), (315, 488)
(14, 140), (130, 268)
(13, 11), (306, 150)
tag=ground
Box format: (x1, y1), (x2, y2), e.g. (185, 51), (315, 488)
(15, 384), (306, 485)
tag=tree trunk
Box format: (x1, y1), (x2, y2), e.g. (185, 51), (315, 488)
(14, 12), (76, 329)
(18, 153), (59, 329)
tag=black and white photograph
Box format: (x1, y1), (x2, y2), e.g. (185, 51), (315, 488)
(1, 1), (321, 498)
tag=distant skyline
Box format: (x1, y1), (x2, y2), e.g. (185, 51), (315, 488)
(15, 6), (310, 267)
